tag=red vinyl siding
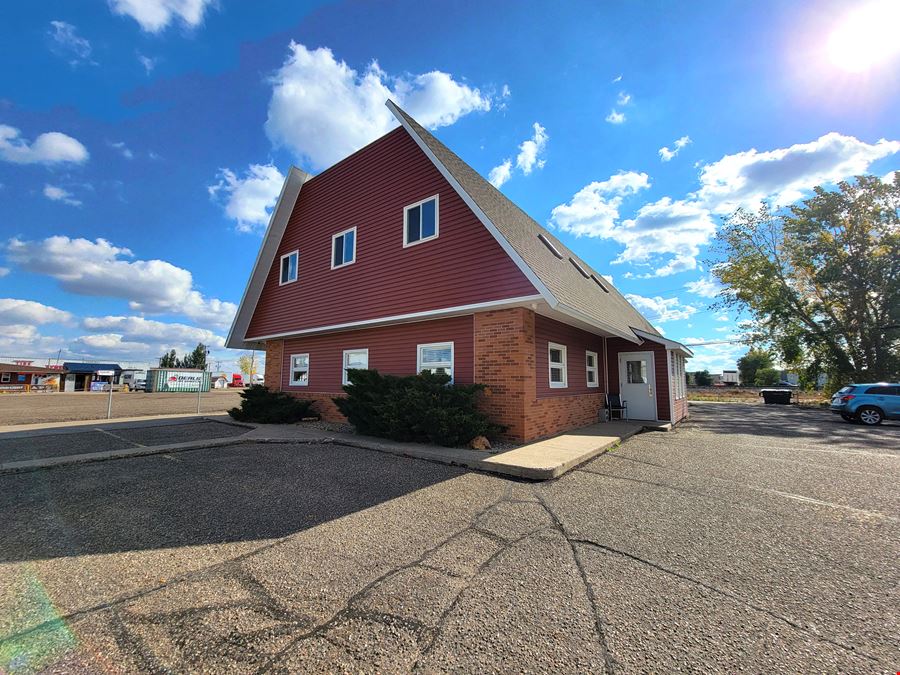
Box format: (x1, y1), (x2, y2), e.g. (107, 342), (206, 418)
(280, 315), (473, 394)
(606, 336), (671, 420)
(246, 128), (536, 340)
(534, 314), (605, 398)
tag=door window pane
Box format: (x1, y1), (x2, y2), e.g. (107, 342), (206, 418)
(626, 360), (647, 384)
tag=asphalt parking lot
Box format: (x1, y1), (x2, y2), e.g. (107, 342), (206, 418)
(1, 402), (897, 672)
(0, 419), (248, 464)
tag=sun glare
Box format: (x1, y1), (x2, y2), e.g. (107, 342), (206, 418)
(827, 1), (900, 72)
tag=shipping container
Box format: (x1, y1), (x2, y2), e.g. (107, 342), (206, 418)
(146, 368), (211, 393)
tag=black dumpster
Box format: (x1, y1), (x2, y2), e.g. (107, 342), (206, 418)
(759, 389), (792, 404)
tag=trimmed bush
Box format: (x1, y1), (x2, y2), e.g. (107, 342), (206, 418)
(335, 369), (501, 447)
(228, 385), (315, 424)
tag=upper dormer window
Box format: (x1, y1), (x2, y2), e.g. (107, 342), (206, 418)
(404, 195), (439, 247)
(280, 250), (298, 285)
(332, 227), (356, 269)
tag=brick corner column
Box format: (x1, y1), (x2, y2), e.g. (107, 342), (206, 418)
(473, 307), (536, 442)
(264, 340), (283, 391)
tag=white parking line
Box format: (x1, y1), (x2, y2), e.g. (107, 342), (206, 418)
(95, 428), (145, 448)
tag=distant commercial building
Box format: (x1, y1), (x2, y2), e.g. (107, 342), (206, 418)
(61, 362), (123, 392)
(0, 361), (64, 392)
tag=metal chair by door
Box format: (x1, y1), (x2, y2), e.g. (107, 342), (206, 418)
(606, 393), (628, 421)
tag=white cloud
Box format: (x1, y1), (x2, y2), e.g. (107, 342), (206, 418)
(616, 91), (631, 106)
(624, 294), (697, 322)
(109, 140), (134, 159)
(0, 267), (9, 277)
(659, 135), (691, 162)
(515, 122), (548, 174)
(43, 184), (82, 206)
(501, 84), (511, 98)
(488, 159), (512, 189)
(715, 314), (731, 322)
(266, 42), (493, 169)
(82, 315), (225, 348)
(684, 275), (722, 298)
(0, 125), (89, 165)
(48, 21), (94, 66)
(605, 109), (626, 125)
(108, 0), (215, 32)
(612, 75), (622, 83)
(551, 175), (716, 277)
(549, 171), (650, 238)
(5, 236), (236, 328)
(0, 298), (72, 325)
(72, 333), (152, 354)
(696, 132), (900, 214)
(0, 325), (65, 357)
(209, 163), (284, 233)
(137, 52), (157, 74)
(489, 122), (549, 189)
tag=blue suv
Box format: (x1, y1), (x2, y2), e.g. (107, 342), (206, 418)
(831, 383), (900, 425)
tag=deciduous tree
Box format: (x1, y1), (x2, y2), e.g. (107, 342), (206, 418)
(712, 175), (899, 387)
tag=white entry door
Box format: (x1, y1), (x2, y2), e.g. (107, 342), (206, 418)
(618, 351), (657, 420)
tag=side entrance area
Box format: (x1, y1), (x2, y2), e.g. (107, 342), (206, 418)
(264, 307), (690, 443)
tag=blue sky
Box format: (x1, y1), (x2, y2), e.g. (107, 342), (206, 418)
(1, 0), (898, 374)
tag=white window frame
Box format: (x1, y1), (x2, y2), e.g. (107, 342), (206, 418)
(331, 227), (357, 269)
(0, 372), (10, 383)
(279, 250), (299, 285)
(342, 348), (369, 386)
(673, 354), (686, 400)
(585, 350), (599, 388)
(548, 342), (568, 388)
(403, 194), (440, 248)
(289, 353), (309, 387)
(417, 341), (454, 382)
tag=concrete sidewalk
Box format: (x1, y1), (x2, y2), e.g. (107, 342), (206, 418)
(0, 414), (665, 480)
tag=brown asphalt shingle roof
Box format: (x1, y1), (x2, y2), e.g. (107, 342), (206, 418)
(391, 104), (660, 340)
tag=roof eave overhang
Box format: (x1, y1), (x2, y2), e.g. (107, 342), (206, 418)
(552, 303), (642, 343)
(633, 328), (694, 356)
(225, 166), (311, 350)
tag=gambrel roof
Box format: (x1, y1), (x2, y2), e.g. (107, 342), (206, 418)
(227, 102), (670, 349)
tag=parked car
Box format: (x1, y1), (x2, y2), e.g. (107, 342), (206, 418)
(830, 383), (900, 425)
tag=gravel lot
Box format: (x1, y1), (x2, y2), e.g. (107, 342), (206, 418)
(1, 402), (897, 672)
(0, 390), (244, 426)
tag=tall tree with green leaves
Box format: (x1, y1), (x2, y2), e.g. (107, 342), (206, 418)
(159, 349), (177, 368)
(737, 348), (774, 385)
(712, 175), (900, 387)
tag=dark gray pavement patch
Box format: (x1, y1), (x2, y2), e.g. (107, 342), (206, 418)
(1, 402), (896, 672)
(0, 419), (248, 464)
(110, 420), (248, 447)
(0, 429), (135, 463)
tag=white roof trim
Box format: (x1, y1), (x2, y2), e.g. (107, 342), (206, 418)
(386, 100), (558, 309)
(226, 166), (311, 350)
(246, 294), (544, 342)
(633, 328), (694, 357)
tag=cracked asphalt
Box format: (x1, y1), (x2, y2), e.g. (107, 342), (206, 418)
(1, 402), (897, 673)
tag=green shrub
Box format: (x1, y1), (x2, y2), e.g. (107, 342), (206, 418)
(228, 385), (315, 424)
(335, 369), (501, 447)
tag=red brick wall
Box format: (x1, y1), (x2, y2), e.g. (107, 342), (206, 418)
(246, 127), (536, 340)
(264, 340), (283, 390)
(473, 308), (534, 441)
(474, 308), (607, 442)
(534, 314), (604, 398)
